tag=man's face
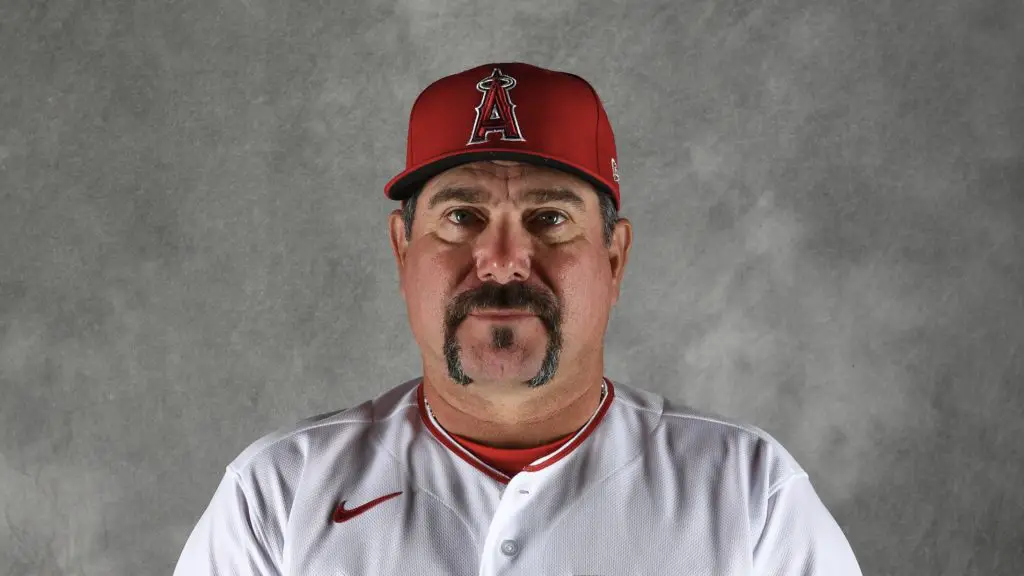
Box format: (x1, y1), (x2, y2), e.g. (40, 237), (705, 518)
(388, 161), (630, 393)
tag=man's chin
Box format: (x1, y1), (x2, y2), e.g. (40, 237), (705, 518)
(443, 323), (560, 387)
(457, 352), (546, 383)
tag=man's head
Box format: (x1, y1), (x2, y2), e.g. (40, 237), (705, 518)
(384, 62), (631, 396)
(388, 160), (631, 392)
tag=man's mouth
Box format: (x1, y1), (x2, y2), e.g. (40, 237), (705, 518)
(469, 310), (537, 318)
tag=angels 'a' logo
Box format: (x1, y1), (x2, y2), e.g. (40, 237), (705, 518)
(467, 68), (526, 145)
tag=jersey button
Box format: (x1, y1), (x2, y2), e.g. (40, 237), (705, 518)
(500, 539), (520, 556)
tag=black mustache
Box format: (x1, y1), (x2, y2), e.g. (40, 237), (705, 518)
(448, 282), (560, 327)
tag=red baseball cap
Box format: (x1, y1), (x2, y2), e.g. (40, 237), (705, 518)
(384, 62), (621, 210)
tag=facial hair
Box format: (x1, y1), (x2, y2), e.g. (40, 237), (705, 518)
(442, 281), (563, 389)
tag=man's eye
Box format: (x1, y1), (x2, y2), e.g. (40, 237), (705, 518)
(535, 212), (567, 226)
(445, 210), (566, 227)
(446, 209), (477, 225)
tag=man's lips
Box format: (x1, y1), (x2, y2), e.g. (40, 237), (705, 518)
(469, 311), (537, 318)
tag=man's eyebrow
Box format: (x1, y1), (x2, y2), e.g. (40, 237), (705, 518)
(523, 187), (586, 211)
(426, 186), (586, 211)
(426, 186), (484, 210)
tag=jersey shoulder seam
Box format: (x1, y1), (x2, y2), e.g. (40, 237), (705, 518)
(230, 400), (416, 472)
(227, 465), (280, 566)
(620, 393), (809, 483)
(611, 388), (766, 437)
(658, 411), (808, 481)
(659, 408), (771, 438)
(767, 471), (811, 498)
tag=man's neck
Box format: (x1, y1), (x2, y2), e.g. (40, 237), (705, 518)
(421, 371), (606, 449)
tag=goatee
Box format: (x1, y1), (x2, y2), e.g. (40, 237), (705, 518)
(442, 282), (563, 388)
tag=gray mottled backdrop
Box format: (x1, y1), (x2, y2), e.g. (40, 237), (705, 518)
(1, 0), (1021, 574)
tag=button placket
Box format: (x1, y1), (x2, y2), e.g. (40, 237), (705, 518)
(487, 477), (538, 567)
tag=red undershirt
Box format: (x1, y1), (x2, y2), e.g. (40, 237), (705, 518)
(448, 431), (578, 478)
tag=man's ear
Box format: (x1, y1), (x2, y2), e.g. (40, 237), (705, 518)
(608, 217), (633, 307)
(388, 209), (408, 297)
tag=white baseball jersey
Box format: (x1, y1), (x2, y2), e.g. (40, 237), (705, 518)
(174, 377), (863, 575)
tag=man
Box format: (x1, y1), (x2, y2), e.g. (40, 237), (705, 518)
(174, 62), (863, 575)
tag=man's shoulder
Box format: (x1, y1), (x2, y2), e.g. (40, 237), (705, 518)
(225, 378), (420, 478)
(668, 400), (807, 487)
(615, 381), (808, 488)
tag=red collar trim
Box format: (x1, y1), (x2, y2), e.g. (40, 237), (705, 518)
(417, 378), (616, 485)
(522, 379), (614, 473)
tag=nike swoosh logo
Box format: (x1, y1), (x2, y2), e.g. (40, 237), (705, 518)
(331, 491), (403, 523)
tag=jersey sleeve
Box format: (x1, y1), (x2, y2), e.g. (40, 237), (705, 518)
(173, 468), (282, 576)
(752, 474), (864, 576)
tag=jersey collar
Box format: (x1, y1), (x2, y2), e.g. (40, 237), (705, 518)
(416, 378), (616, 484)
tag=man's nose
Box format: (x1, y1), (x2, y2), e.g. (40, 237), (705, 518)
(474, 219), (533, 284)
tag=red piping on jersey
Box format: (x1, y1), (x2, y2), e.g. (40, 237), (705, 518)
(417, 378), (616, 485)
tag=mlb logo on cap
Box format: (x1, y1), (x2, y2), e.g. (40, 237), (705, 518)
(384, 62), (621, 210)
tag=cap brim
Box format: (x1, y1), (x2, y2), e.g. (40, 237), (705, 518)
(385, 149), (618, 209)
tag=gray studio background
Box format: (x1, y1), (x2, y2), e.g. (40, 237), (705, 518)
(1, 0), (1022, 574)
